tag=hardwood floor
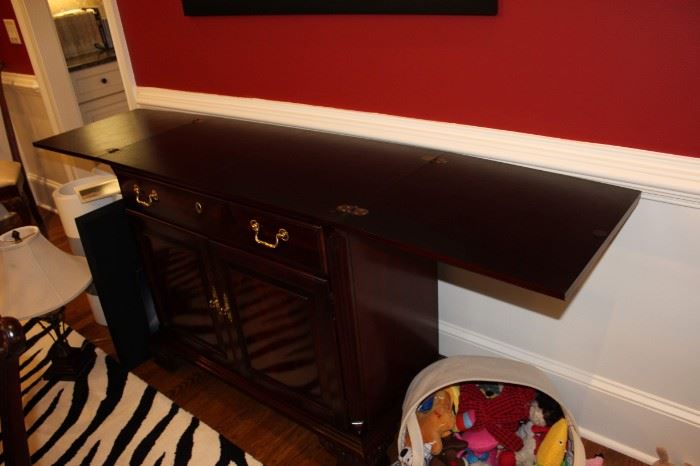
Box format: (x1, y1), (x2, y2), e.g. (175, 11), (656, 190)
(43, 212), (648, 466)
(65, 293), (336, 465)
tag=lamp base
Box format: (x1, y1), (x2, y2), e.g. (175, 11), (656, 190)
(44, 340), (96, 381)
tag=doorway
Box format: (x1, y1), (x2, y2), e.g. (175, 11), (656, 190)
(9, 0), (135, 181)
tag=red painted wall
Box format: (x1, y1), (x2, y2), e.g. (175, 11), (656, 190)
(119, 1), (700, 157)
(0, 0), (33, 74)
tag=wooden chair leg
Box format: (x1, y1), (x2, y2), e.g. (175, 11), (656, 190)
(16, 166), (47, 235)
(0, 317), (30, 466)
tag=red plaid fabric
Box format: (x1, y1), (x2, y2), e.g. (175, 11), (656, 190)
(457, 384), (536, 452)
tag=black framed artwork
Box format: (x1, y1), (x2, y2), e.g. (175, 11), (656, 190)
(182, 0), (497, 15)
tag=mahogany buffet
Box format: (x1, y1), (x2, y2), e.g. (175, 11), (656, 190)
(35, 109), (640, 465)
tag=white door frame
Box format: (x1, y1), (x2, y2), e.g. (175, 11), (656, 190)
(100, 0), (136, 109)
(10, 0), (137, 179)
(10, 0), (81, 134)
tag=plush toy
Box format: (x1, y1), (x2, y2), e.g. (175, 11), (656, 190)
(652, 447), (693, 466)
(532, 392), (563, 428)
(458, 383), (536, 453)
(508, 397), (558, 466)
(653, 448), (673, 466)
(499, 449), (516, 466)
(410, 386), (461, 455)
(455, 429), (498, 464)
(535, 418), (568, 466)
(506, 419), (549, 466)
(429, 433), (470, 466)
(398, 442), (436, 466)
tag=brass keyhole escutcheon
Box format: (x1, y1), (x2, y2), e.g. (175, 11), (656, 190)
(336, 204), (369, 216)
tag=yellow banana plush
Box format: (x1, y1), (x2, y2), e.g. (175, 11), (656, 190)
(536, 418), (568, 466)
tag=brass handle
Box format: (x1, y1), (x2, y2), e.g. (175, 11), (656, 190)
(209, 287), (232, 322)
(133, 184), (159, 207)
(249, 219), (289, 249)
(208, 286), (220, 311)
(221, 292), (233, 323)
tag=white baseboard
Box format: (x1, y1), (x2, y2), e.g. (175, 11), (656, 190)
(134, 87), (700, 209)
(440, 321), (699, 427)
(439, 320), (698, 465)
(577, 428), (657, 465)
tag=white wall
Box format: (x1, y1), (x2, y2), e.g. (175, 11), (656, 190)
(1, 73), (71, 209)
(441, 198), (700, 403)
(439, 197), (700, 465)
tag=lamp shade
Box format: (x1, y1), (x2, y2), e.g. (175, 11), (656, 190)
(0, 226), (91, 319)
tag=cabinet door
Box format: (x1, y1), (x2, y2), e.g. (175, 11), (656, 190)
(128, 213), (232, 363)
(80, 92), (130, 123)
(211, 242), (343, 421)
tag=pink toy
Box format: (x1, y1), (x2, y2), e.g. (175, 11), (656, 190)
(457, 429), (499, 454)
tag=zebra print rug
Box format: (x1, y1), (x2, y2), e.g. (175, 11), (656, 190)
(0, 318), (263, 466)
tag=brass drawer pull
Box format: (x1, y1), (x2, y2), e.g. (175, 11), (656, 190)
(133, 184), (159, 207)
(221, 292), (233, 322)
(209, 286), (233, 322)
(250, 219), (289, 249)
(208, 286), (220, 311)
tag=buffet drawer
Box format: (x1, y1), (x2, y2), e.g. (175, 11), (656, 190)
(225, 202), (327, 275)
(120, 175), (230, 238)
(119, 173), (326, 275)
(71, 61), (124, 103)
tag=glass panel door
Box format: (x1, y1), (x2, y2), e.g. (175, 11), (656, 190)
(130, 214), (231, 363)
(212, 242), (342, 420)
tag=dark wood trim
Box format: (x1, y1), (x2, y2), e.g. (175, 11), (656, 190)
(181, 0), (497, 15)
(0, 317), (30, 466)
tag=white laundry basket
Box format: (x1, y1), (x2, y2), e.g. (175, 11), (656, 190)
(398, 355), (586, 466)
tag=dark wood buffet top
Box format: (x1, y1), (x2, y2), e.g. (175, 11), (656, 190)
(35, 109), (640, 300)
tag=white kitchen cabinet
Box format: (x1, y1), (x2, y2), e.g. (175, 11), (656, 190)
(71, 60), (127, 123)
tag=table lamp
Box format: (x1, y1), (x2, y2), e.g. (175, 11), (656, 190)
(0, 225), (94, 380)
